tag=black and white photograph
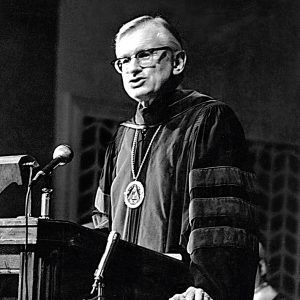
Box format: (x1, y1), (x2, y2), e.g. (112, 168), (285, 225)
(0, 1), (298, 299)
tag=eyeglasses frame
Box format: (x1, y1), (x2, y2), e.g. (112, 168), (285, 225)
(111, 46), (177, 74)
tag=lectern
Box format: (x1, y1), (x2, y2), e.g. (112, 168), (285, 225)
(0, 217), (192, 300)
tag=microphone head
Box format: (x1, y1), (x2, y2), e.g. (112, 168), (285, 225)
(52, 144), (74, 165)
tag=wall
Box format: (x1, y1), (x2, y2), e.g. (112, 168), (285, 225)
(0, 0), (58, 216)
(0, 1), (57, 163)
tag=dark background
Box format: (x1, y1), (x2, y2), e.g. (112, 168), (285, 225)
(0, 0), (299, 298)
(0, 0), (298, 160)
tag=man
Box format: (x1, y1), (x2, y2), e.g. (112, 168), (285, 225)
(93, 15), (259, 300)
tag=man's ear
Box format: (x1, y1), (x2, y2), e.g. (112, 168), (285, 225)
(172, 51), (187, 75)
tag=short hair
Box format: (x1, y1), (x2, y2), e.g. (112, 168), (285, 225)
(115, 15), (183, 50)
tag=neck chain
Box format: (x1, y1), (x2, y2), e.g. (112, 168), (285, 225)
(124, 125), (162, 209)
(131, 125), (162, 180)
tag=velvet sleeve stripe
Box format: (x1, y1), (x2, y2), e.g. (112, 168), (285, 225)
(187, 226), (258, 254)
(189, 166), (256, 191)
(189, 166), (256, 201)
(189, 197), (259, 231)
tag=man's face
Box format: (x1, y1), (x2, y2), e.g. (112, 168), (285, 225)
(115, 24), (175, 105)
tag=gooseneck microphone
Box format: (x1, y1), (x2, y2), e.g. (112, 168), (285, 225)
(30, 144), (74, 186)
(91, 231), (121, 295)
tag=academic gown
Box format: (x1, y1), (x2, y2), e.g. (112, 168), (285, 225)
(93, 89), (259, 300)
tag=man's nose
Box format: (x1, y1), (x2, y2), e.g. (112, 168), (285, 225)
(125, 58), (141, 73)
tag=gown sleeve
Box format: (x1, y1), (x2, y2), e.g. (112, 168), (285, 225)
(92, 127), (124, 230)
(187, 101), (259, 300)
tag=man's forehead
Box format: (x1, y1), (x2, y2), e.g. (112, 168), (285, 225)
(115, 24), (173, 57)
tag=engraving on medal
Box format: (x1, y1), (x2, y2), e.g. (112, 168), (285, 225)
(124, 180), (145, 208)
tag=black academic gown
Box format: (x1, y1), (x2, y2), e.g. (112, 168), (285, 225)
(94, 89), (259, 300)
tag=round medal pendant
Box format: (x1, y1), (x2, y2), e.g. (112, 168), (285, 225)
(124, 180), (145, 208)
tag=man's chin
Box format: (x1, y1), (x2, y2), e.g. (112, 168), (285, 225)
(127, 90), (155, 104)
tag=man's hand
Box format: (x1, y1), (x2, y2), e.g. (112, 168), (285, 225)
(169, 286), (213, 300)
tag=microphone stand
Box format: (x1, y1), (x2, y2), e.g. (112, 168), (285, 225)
(39, 175), (53, 219)
(82, 277), (105, 300)
(91, 276), (105, 299)
(24, 162), (35, 218)
(84, 231), (120, 300)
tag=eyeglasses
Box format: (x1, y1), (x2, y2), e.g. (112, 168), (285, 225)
(111, 46), (174, 74)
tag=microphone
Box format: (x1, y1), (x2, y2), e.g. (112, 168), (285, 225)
(91, 231), (120, 294)
(30, 144), (74, 186)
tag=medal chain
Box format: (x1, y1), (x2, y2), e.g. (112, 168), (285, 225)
(131, 125), (162, 180)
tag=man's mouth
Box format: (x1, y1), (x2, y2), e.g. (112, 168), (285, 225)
(129, 77), (146, 87)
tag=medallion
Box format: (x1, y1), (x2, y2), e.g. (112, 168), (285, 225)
(124, 180), (145, 208)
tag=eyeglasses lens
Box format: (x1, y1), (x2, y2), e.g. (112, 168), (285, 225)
(113, 47), (171, 73)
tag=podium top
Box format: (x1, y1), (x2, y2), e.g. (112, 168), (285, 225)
(0, 217), (192, 294)
(0, 216), (38, 244)
(0, 155), (38, 194)
(0, 217), (193, 299)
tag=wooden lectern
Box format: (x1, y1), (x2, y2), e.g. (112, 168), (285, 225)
(0, 217), (192, 300)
